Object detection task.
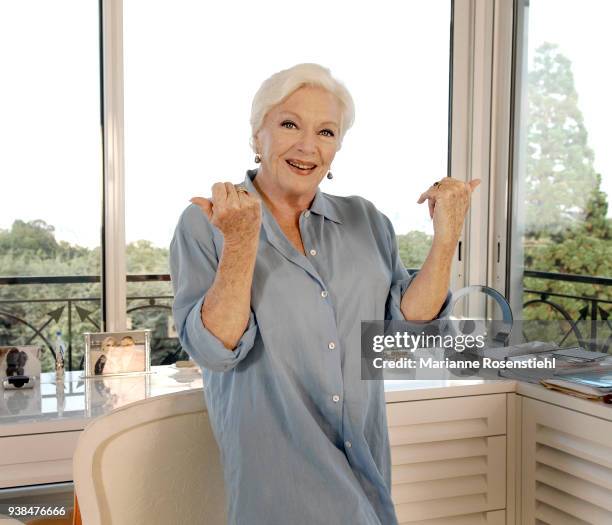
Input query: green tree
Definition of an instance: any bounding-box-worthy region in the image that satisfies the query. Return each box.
[126,240,169,274]
[523,43,611,325]
[0,220,60,259]
[397,231,433,269]
[581,173,611,240]
[525,42,599,238]
[0,219,183,371]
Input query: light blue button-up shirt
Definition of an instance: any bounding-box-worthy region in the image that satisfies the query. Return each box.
[170,169,449,525]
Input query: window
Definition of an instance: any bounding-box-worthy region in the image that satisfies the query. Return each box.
[123,1,452,313]
[511,0,611,346]
[0,1,103,371]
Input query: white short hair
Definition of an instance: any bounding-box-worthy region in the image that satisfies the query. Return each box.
[250,63,355,152]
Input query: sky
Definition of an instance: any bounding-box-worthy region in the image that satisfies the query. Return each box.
[0,0,610,251]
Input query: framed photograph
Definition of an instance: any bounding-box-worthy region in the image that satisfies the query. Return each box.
[84,330,152,378]
[0,345,42,383]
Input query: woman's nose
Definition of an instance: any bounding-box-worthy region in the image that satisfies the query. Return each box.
[295,132,317,153]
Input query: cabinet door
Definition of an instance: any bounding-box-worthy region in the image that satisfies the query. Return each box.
[0,431,81,487]
[522,398,612,524]
[387,395,506,523]
[387,394,506,442]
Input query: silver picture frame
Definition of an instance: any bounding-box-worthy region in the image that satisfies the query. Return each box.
[83,330,152,378]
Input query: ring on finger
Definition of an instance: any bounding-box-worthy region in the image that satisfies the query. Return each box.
[234,184,248,194]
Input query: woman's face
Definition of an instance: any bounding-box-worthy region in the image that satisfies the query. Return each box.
[255,85,342,199]
[102,337,117,351]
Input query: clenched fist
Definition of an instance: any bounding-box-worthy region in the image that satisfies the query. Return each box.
[190,182,262,247]
[417,178,481,245]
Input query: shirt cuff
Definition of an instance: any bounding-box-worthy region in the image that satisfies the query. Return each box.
[185,295,258,372]
[390,281,452,322]
[386,274,416,321]
[433,290,453,320]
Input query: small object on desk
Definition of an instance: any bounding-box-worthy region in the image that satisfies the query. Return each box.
[83,329,152,377]
[55,330,67,380]
[1,345,42,386]
[2,375,36,389]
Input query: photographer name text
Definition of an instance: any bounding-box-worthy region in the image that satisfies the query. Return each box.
[371,356,556,369]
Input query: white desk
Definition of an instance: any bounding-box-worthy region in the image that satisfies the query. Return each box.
[0,365,204,439]
[0,365,204,490]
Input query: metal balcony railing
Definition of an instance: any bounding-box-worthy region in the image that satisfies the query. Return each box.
[1,271,610,370]
[523,270,611,351]
[0,274,181,372]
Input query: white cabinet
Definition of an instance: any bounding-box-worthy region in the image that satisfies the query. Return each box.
[387,394,507,524]
[0,431,80,488]
[521,397,612,524]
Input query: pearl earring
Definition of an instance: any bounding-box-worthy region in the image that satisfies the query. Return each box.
[254,153,261,164]
[326,171,333,179]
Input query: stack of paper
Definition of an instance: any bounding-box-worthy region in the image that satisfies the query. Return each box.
[542,367,612,402]
[496,345,612,384]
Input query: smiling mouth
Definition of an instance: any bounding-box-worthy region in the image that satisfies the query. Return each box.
[286,159,317,172]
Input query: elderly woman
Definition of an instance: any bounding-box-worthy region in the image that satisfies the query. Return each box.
[170,63,479,525]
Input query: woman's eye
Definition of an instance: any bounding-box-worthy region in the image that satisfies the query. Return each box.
[281,120,297,129]
[320,129,335,137]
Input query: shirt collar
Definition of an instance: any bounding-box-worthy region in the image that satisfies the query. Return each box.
[244,169,343,224]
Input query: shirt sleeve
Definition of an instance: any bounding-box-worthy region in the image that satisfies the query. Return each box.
[383,215,452,321]
[169,204,258,372]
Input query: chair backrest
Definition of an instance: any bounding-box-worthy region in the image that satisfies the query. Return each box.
[73,388,227,525]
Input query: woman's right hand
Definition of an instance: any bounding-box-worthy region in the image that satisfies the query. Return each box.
[189,182,261,350]
[190,182,262,247]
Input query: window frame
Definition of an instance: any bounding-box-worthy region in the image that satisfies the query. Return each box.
[100,0,511,324]
[449,0,518,317]
[101,0,127,331]
[505,0,527,317]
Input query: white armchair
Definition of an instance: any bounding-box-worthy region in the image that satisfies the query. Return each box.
[71,387,227,525]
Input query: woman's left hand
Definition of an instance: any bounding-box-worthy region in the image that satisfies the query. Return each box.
[417,178,481,245]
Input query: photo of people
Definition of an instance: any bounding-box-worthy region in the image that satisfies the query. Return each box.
[85,330,150,377]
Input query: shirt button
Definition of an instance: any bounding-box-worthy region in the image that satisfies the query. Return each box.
[345,441,352,449]
[304,210,311,218]
[332,394,340,403]
[328,342,336,350]
[321,291,328,298]
[309,249,317,256]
